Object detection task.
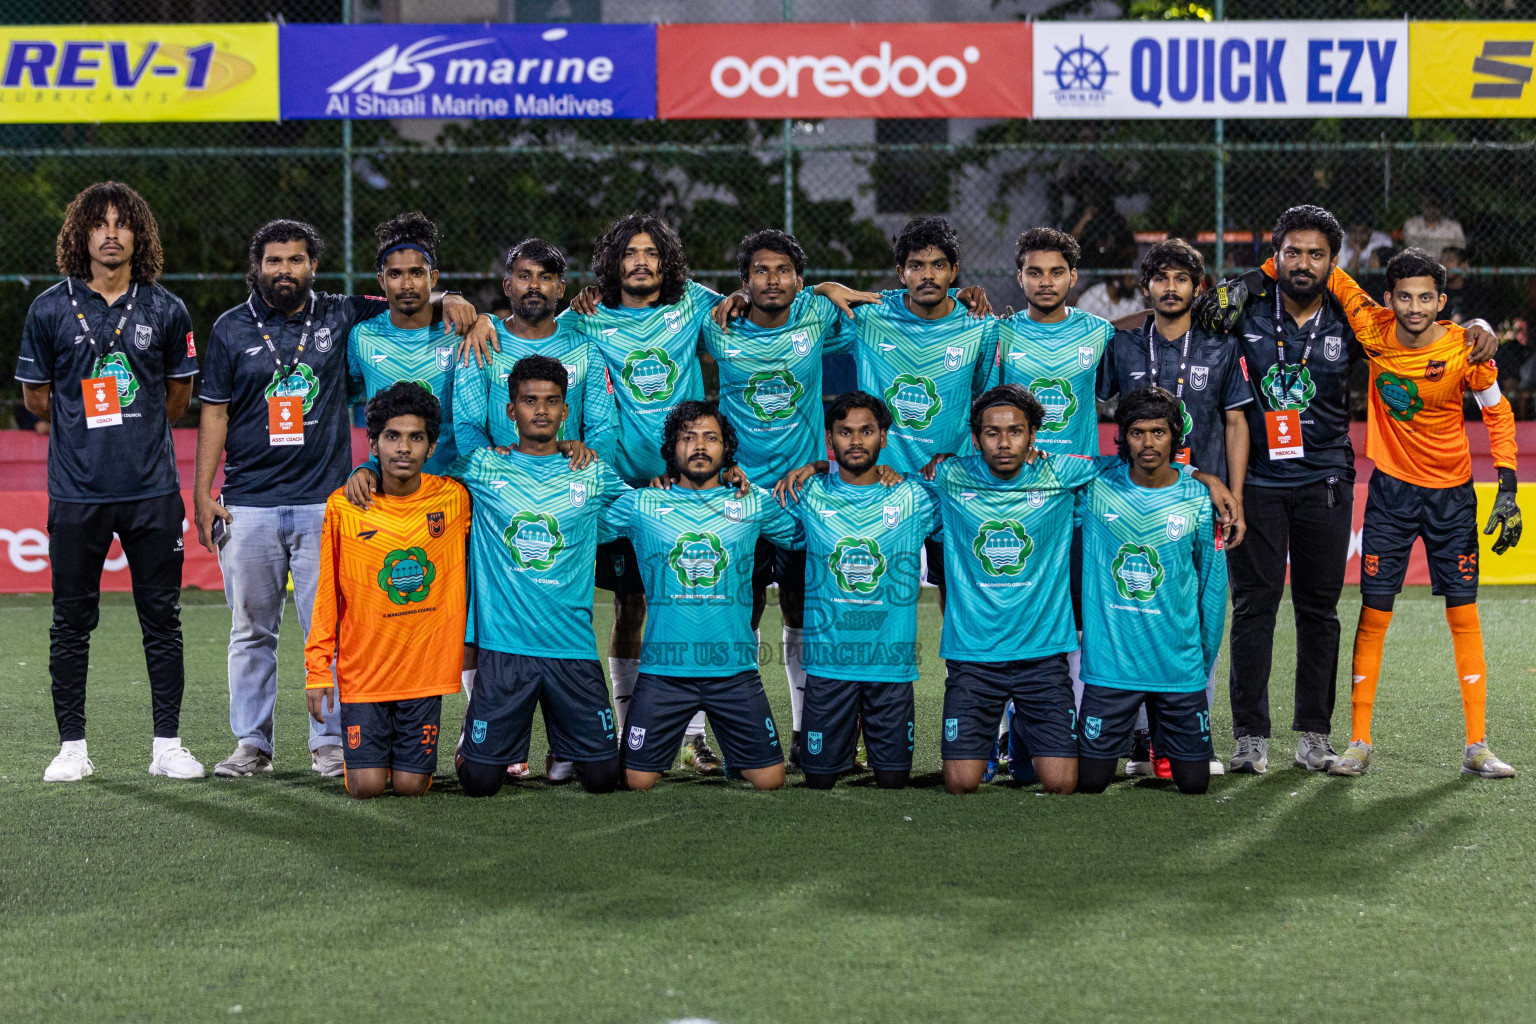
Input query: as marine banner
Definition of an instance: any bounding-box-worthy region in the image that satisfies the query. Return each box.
[1409,22,1536,118]
[0,24,278,122]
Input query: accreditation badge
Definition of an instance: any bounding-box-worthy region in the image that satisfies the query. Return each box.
[82,376,122,429]
[268,395,305,445]
[1264,409,1303,460]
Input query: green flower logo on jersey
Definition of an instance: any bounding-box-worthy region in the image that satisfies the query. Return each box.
[265,363,321,414]
[1259,364,1315,412]
[377,547,435,605]
[1374,371,1424,422]
[669,531,729,588]
[829,536,888,594]
[744,369,805,421]
[884,373,941,429]
[1111,543,1165,602]
[622,347,680,403]
[92,352,139,408]
[502,511,565,571]
[1177,400,1194,441]
[407,378,435,396]
[973,519,1034,576]
[1029,377,1078,432]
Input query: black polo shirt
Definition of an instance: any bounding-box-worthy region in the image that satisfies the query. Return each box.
[1230,281,1361,487]
[1098,319,1253,486]
[200,290,386,507]
[15,278,197,504]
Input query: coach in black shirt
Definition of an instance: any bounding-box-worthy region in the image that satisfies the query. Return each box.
[193,219,476,779]
[15,182,205,783]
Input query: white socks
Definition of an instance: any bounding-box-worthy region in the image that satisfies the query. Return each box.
[61,739,87,756]
[685,711,707,738]
[1067,643,1084,710]
[609,657,638,733]
[783,625,806,731]
[152,736,180,757]
[461,668,477,699]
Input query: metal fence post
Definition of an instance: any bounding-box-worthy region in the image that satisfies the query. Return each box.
[782,0,795,234]
[1213,0,1226,278]
[341,0,355,295]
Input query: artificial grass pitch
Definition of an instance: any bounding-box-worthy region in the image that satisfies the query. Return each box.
[2,587,1536,1024]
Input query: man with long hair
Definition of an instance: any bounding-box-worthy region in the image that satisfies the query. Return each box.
[16,181,204,782]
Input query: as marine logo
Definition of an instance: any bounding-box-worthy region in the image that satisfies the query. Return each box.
[377,547,436,605]
[265,363,321,414]
[669,531,729,587]
[1259,364,1315,412]
[829,536,887,594]
[973,519,1033,576]
[744,369,805,421]
[1375,371,1424,422]
[1111,543,1164,601]
[503,512,565,571]
[92,352,139,408]
[884,373,941,429]
[622,347,680,403]
[1029,377,1078,431]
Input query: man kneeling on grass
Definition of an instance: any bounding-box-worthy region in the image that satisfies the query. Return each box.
[304,382,470,798]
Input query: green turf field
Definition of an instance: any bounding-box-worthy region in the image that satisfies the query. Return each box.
[3,587,1535,1024]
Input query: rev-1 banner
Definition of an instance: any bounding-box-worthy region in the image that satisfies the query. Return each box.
[279,22,655,120]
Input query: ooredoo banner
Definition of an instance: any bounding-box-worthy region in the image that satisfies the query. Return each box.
[656,22,1032,119]
[1033,20,1407,119]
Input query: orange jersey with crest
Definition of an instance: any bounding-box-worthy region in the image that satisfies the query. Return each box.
[1325,266,1516,488]
[304,474,470,702]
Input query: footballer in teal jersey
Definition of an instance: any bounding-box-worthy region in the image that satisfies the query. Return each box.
[346,213,464,474]
[604,401,798,791]
[782,392,941,789]
[453,240,616,461]
[450,355,628,798]
[1076,387,1228,797]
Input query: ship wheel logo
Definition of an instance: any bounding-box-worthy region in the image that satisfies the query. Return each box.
[1047,35,1116,100]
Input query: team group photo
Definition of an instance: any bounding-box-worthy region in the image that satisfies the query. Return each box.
[5,3,1536,1022]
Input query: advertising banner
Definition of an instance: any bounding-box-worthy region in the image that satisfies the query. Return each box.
[0,24,277,122]
[280,23,655,120]
[656,22,1032,119]
[1409,22,1536,118]
[1033,20,1407,119]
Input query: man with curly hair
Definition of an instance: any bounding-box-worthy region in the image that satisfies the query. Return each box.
[16,181,204,783]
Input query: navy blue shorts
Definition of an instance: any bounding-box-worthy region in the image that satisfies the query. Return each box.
[1360,470,1479,598]
[1079,684,1212,762]
[461,650,617,767]
[801,675,915,774]
[624,670,784,773]
[942,656,1077,760]
[341,696,441,774]
[595,538,644,595]
[753,538,807,593]
[923,537,946,589]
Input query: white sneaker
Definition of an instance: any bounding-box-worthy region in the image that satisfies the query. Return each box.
[44,747,95,782]
[545,754,576,783]
[149,744,205,779]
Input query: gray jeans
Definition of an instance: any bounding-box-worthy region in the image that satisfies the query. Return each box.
[219,503,339,756]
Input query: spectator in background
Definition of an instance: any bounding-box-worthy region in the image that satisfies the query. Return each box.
[1337,209,1393,274]
[1402,186,1466,258]
[1075,244,1143,321]
[1440,247,1489,326]
[1064,174,1134,270]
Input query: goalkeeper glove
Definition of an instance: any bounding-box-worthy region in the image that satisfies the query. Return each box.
[1192,268,1266,335]
[1484,468,1522,555]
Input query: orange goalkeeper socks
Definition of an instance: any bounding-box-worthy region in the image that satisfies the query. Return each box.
[1446,603,1488,746]
[1349,606,1393,745]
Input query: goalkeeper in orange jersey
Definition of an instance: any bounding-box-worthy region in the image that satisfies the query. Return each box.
[1300,248,1521,778]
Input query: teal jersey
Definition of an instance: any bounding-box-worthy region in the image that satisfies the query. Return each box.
[849,290,996,475]
[562,279,723,484]
[784,474,940,683]
[1077,461,1227,693]
[603,484,798,677]
[451,318,617,463]
[347,310,461,473]
[449,446,629,661]
[923,452,1110,663]
[702,290,851,488]
[991,307,1114,456]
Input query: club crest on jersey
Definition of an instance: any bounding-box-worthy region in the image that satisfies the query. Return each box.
[347,724,361,749]
[944,718,959,742]
[1112,542,1165,601]
[504,512,565,571]
[313,327,333,353]
[807,732,823,756]
[1189,365,1209,391]
[745,369,805,421]
[1425,359,1446,382]
[1084,716,1102,740]
[791,329,811,357]
[830,536,887,594]
[377,547,436,605]
[944,345,964,371]
[92,352,140,408]
[133,323,152,350]
[723,498,744,523]
[426,511,445,538]
[1028,377,1078,430]
[1166,513,1187,541]
[1323,335,1342,362]
[265,363,320,414]
[884,373,941,429]
[563,363,579,390]
[435,346,454,371]
[1079,345,1095,368]
[622,347,680,403]
[628,726,646,749]
[663,309,683,333]
[883,504,901,529]
[471,719,488,744]
[669,531,729,587]
[569,481,587,507]
[1026,490,1046,509]
[973,519,1034,577]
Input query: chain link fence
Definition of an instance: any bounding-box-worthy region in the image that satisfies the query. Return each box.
[4,0,1535,420]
